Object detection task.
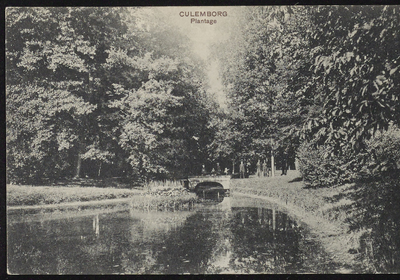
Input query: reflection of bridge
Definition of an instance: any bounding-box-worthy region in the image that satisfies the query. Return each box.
[182,176,230,199]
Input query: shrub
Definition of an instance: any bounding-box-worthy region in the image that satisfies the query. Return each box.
[364,124,400,175]
[298,125,400,188]
[297,139,360,188]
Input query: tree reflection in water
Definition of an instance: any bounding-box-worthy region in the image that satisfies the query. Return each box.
[8,200,348,274]
[225,207,302,273]
[205,206,344,274]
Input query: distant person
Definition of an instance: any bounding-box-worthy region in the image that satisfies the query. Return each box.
[281,153,287,176]
[201,164,207,176]
[239,160,245,178]
[211,168,216,176]
[246,162,251,178]
[262,160,268,177]
[216,163,221,175]
[224,167,229,175]
[256,159,261,177]
[281,162,287,176]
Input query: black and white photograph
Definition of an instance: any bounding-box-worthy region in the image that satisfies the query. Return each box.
[5,6,400,274]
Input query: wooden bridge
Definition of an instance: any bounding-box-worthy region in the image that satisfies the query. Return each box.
[181,175,230,200]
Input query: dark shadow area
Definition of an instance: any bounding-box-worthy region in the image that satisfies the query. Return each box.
[302,183,333,190]
[196,191,226,203]
[323,184,356,204]
[344,170,400,273]
[230,173,249,179]
[297,168,400,273]
[194,182,227,203]
[288,177,303,183]
[194,181,223,192]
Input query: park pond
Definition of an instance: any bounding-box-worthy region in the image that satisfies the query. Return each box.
[7,194,357,274]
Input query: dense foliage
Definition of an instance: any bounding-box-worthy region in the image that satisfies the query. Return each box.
[297,125,400,188]
[6,7,216,184]
[350,170,400,272]
[209,7,313,170]
[6,6,400,182]
[212,6,399,177]
[305,6,400,153]
[297,6,400,187]
[297,140,359,188]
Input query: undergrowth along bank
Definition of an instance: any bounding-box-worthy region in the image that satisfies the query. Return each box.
[7,179,196,207]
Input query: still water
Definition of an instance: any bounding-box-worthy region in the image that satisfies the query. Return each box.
[8,195,349,274]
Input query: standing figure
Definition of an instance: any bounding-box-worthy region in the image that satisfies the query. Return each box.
[262,160,268,177]
[256,159,262,177]
[239,160,245,179]
[216,163,221,175]
[211,168,216,176]
[201,164,207,176]
[224,167,229,175]
[281,150,288,176]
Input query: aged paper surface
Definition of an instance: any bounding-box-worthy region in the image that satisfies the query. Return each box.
[6,6,400,274]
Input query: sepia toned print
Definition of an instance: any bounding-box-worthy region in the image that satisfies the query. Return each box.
[6,6,400,274]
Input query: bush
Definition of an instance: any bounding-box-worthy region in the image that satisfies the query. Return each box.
[297,139,360,188]
[364,125,400,175]
[298,125,400,188]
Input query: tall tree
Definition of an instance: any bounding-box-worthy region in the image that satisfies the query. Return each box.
[6,7,214,183]
[6,7,122,182]
[304,6,400,152]
[212,6,316,169]
[111,9,216,179]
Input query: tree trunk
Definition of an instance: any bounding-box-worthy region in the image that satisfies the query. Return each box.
[98,161,102,177]
[271,153,275,177]
[75,153,82,178]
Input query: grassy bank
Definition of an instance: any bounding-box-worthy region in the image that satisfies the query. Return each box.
[7,180,196,208]
[230,170,366,272]
[232,171,355,224]
[7,184,143,206]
